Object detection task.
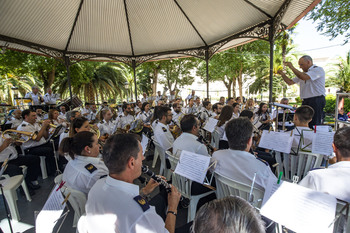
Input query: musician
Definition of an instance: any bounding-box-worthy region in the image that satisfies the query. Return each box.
[215,105,233,140]
[255,102,272,131]
[278,55,326,128]
[235,97,243,110]
[219,96,225,105]
[134,100,142,115]
[87,104,98,122]
[155,91,163,104]
[115,103,135,131]
[199,101,212,123]
[291,106,314,150]
[97,109,116,137]
[299,126,350,202]
[211,103,222,119]
[5,109,22,129]
[48,109,65,126]
[232,103,240,119]
[192,196,265,233]
[60,117,91,147]
[25,85,43,107]
[173,114,210,157]
[168,90,176,103]
[185,98,197,115]
[81,103,91,117]
[244,98,256,112]
[136,102,152,125]
[272,97,294,130]
[17,109,56,175]
[58,105,67,121]
[35,107,44,122]
[171,102,184,126]
[79,133,181,233]
[59,110,81,145]
[185,90,197,105]
[141,92,149,103]
[151,106,162,129]
[59,131,108,195]
[226,97,234,106]
[195,97,202,113]
[43,88,58,106]
[0,137,41,191]
[153,106,174,151]
[213,118,277,191]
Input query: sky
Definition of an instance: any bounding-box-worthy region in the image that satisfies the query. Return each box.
[292,17,350,60]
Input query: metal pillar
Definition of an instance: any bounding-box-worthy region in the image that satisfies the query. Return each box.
[132,59,138,101]
[205,49,209,99]
[64,56,73,103]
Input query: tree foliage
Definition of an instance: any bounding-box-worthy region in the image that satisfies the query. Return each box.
[308,0,350,44]
[326,51,350,92]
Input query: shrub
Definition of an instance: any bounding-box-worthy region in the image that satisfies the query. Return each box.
[324,94,350,114]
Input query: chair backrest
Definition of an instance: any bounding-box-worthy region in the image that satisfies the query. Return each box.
[54,174,63,184]
[153,139,169,179]
[211,130,220,149]
[334,201,350,233]
[274,151,324,182]
[214,172,264,208]
[61,185,87,226]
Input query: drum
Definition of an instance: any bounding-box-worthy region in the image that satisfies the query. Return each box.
[58,96,82,111]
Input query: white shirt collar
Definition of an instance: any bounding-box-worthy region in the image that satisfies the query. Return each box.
[105,176,139,196]
[75,155,101,164]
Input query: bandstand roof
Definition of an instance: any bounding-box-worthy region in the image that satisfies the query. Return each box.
[0,0,320,64]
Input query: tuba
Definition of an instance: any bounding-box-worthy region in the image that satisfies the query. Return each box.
[89,124,100,138]
[2,129,38,143]
[129,119,144,134]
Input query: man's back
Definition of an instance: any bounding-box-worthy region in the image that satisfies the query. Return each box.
[84,176,167,233]
[299,161,350,202]
[173,132,209,157]
[213,149,276,190]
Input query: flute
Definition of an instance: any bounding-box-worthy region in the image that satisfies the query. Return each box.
[141,165,190,208]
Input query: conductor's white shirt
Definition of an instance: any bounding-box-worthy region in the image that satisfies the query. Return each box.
[83,176,168,233]
[213,149,277,190]
[153,122,174,150]
[62,155,108,195]
[173,132,209,157]
[292,64,325,99]
[17,121,47,149]
[299,161,350,202]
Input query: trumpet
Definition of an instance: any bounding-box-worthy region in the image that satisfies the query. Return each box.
[1,129,38,143]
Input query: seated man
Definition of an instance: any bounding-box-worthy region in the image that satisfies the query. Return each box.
[272,97,294,130]
[192,196,265,233]
[213,118,277,191]
[17,109,56,175]
[291,105,314,151]
[299,126,350,202]
[5,109,23,129]
[80,134,181,233]
[153,106,174,151]
[0,137,40,191]
[173,114,210,157]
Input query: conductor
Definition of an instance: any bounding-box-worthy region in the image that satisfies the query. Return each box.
[278,55,325,128]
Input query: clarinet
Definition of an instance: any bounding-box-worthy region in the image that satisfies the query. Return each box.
[141,165,190,208]
[197,134,215,153]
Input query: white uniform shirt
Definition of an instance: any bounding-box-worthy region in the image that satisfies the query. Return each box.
[97,119,116,136]
[0,137,18,162]
[25,92,42,105]
[58,112,67,121]
[292,65,326,99]
[62,156,108,195]
[5,118,23,129]
[213,149,277,190]
[155,95,163,102]
[81,108,90,117]
[211,112,218,118]
[173,132,209,157]
[136,111,152,124]
[299,161,350,202]
[141,97,148,103]
[43,93,58,105]
[115,113,135,130]
[215,122,227,140]
[185,105,197,115]
[87,111,97,122]
[232,112,240,119]
[17,121,47,149]
[199,108,211,122]
[82,176,168,233]
[153,122,174,150]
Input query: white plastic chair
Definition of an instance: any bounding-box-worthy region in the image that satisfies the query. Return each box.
[0,175,32,221]
[166,151,215,222]
[151,136,159,168]
[20,145,48,179]
[214,172,264,209]
[333,200,350,233]
[274,151,324,182]
[153,140,171,180]
[60,184,87,227]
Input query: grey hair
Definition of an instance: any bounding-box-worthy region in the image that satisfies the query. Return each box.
[300,55,313,63]
[191,196,265,233]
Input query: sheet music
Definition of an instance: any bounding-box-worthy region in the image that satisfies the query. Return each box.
[292,129,314,151]
[312,131,335,156]
[174,150,211,184]
[36,184,66,233]
[258,130,294,154]
[314,125,332,132]
[141,134,149,155]
[261,179,337,233]
[203,118,218,133]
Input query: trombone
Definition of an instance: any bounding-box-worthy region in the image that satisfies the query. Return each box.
[1,129,38,143]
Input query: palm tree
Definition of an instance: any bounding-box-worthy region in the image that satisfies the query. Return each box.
[327,51,350,93]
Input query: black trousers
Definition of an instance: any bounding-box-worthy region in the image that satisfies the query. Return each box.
[0,155,40,183]
[25,141,56,175]
[302,95,326,128]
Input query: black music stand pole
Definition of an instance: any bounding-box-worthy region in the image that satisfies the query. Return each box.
[0,183,14,233]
